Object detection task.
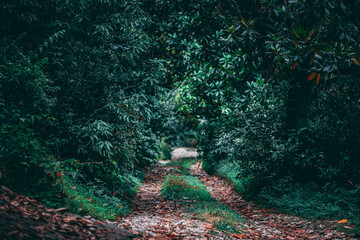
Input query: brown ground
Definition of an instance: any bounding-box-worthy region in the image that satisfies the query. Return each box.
[117,158,230,239]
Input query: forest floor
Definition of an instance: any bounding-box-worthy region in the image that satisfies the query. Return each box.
[0,148,353,239]
[0,185,134,239]
[119,148,350,239]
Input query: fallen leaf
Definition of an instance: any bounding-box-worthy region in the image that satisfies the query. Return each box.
[337,219,348,224]
[204,224,213,229]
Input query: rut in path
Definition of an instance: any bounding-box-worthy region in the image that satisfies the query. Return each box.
[119,148,349,239]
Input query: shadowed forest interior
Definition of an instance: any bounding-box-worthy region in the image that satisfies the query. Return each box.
[0,0,359,239]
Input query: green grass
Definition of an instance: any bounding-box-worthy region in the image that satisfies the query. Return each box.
[161,174,243,233]
[215,160,252,194]
[38,172,144,220]
[189,201,243,233]
[165,157,197,174]
[62,176,135,220]
[161,175,212,201]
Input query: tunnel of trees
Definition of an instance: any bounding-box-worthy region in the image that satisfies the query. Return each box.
[1,0,360,237]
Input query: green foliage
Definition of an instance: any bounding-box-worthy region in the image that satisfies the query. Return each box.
[1,0,359,228]
[0,0,164,217]
[148,0,360,230]
[159,138,172,160]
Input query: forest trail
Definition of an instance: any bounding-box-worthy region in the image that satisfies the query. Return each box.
[118,148,229,239]
[120,148,349,239]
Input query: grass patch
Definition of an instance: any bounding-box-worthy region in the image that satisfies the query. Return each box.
[189,201,243,233]
[161,175,212,201]
[256,181,360,234]
[215,160,252,194]
[161,174,243,233]
[165,157,197,174]
[61,175,138,220]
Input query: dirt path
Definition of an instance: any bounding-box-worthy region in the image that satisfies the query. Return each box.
[118,148,229,239]
[120,148,350,239]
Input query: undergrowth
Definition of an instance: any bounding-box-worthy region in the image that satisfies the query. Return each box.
[159,138,172,160]
[29,172,143,220]
[62,177,133,220]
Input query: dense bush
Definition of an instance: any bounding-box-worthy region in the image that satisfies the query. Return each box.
[197,78,360,226]
[199,78,360,186]
[0,0,165,218]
